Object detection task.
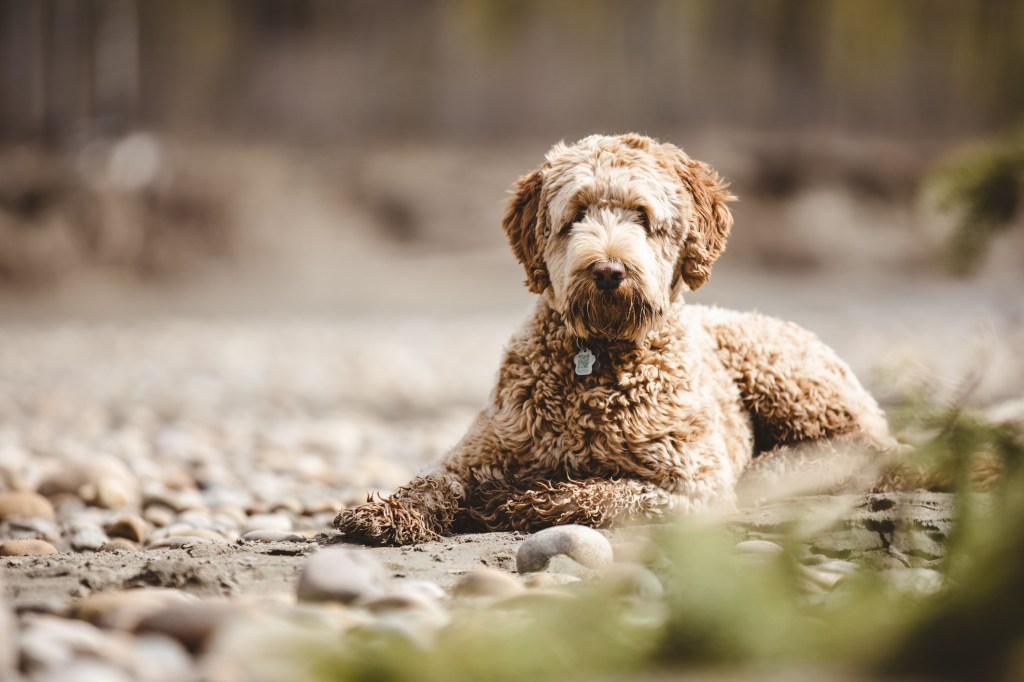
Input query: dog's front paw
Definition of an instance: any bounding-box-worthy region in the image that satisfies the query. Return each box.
[333,500,439,547]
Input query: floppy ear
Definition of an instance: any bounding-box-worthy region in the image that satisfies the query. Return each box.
[660,148,735,291]
[502,170,549,294]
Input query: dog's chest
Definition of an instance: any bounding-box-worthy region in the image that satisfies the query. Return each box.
[495,336,720,476]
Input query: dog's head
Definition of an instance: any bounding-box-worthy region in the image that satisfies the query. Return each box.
[503,133,735,342]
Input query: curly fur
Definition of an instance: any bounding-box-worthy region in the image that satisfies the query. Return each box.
[335,133,899,546]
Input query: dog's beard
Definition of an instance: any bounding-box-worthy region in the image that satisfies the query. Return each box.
[562,277,663,342]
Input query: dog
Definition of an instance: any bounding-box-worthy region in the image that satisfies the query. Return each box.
[334,133,897,546]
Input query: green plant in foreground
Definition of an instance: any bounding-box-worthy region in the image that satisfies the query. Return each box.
[296,402,1024,682]
[929,129,1024,275]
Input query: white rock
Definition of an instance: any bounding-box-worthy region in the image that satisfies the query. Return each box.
[452,568,523,598]
[130,634,198,682]
[69,524,109,552]
[296,548,384,604]
[882,568,945,595]
[516,525,613,574]
[241,530,305,543]
[598,564,664,599]
[735,540,785,555]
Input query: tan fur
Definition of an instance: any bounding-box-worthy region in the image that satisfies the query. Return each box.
[335,134,897,546]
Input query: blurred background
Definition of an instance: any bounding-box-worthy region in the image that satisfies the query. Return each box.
[0,1,1023,492]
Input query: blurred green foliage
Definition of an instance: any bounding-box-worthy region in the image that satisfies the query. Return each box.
[930,130,1024,275]
[288,399,1024,682]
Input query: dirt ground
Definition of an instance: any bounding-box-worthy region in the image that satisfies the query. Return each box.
[1,248,1020,607]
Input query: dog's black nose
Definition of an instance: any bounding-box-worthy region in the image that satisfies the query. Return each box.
[591,261,625,291]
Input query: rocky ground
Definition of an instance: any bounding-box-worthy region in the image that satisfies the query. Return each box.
[0,260,1021,680]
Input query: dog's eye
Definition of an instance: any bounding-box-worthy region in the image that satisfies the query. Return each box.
[562,208,586,234]
[637,209,651,231]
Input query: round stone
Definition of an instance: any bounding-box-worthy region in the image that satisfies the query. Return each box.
[20,615,134,677]
[142,504,175,528]
[7,516,61,544]
[799,565,846,591]
[296,548,384,604]
[598,564,664,599]
[146,536,214,550]
[83,477,138,509]
[516,525,613,574]
[130,634,196,682]
[241,530,305,543]
[522,573,581,589]
[100,539,139,553]
[242,513,293,534]
[882,568,945,595]
[134,602,241,654]
[105,515,151,544]
[735,540,785,555]
[452,568,524,598]
[173,528,231,543]
[0,491,55,522]
[69,525,109,552]
[66,588,195,630]
[0,539,58,556]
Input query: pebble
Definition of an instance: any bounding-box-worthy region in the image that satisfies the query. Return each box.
[242,513,293,534]
[69,525,110,552]
[66,588,196,630]
[146,536,214,550]
[400,580,447,601]
[522,573,581,589]
[130,634,197,682]
[20,614,134,673]
[241,529,305,543]
[143,505,175,528]
[7,516,62,544]
[296,548,384,604]
[0,538,59,556]
[597,564,664,599]
[359,589,449,633]
[100,539,139,552]
[81,476,139,510]
[516,525,613,574]
[105,515,151,544]
[814,559,860,575]
[881,568,945,596]
[269,498,303,515]
[144,488,205,513]
[134,602,241,654]
[735,540,785,555]
[492,589,578,610]
[452,568,524,598]
[799,565,846,591]
[173,528,232,543]
[0,490,56,521]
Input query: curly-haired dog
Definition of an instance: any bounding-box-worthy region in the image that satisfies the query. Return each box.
[335,133,897,546]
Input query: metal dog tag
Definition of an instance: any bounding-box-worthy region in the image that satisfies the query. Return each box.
[574,348,596,376]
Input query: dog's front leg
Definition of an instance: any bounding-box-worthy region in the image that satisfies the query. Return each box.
[463,478,689,533]
[333,468,466,546]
